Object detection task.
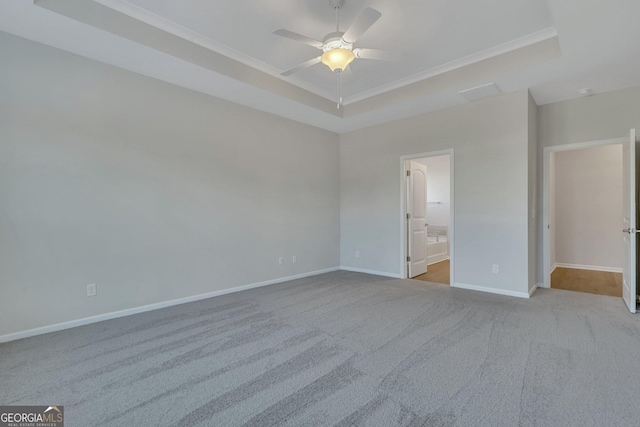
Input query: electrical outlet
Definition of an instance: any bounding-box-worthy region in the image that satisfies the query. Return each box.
[86,283,97,297]
[278,257,284,265]
[492,265,499,274]
[292,255,297,264]
[355,250,360,258]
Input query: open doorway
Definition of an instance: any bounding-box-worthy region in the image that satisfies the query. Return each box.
[543,130,637,313]
[548,143,623,296]
[402,151,453,285]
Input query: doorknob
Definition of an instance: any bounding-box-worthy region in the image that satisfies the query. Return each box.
[425,223,429,227]
[622,228,636,233]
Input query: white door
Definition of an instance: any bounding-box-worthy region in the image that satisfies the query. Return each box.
[622,128,637,313]
[408,161,428,278]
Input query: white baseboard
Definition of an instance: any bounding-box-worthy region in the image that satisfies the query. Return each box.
[339,266,404,279]
[554,263,622,273]
[428,256,450,266]
[536,282,549,289]
[529,284,538,297]
[452,282,531,299]
[550,264,557,274]
[0,267,341,343]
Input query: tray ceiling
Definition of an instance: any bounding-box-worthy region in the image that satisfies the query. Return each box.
[103,0,554,101]
[2,0,640,132]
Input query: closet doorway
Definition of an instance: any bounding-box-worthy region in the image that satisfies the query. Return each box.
[401,150,453,285]
[542,130,637,313]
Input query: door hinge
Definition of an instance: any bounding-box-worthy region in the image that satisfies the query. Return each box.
[406,170,411,176]
[407,213,410,219]
[407,256,411,262]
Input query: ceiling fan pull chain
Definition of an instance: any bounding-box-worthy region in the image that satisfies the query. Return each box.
[337,70,342,109]
[335,4,340,32]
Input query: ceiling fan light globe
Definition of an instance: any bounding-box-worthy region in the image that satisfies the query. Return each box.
[321,48,355,72]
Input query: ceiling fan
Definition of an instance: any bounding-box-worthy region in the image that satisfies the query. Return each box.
[273,0,398,107]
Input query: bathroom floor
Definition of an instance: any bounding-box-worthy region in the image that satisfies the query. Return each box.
[413,260,450,285]
[551,267,622,297]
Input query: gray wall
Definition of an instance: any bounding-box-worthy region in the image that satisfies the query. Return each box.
[536,84,640,283]
[0,33,340,336]
[7,26,640,337]
[538,85,640,147]
[528,91,537,292]
[340,90,532,295]
[554,144,623,269]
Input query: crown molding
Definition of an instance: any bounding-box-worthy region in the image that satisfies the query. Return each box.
[93,0,337,101]
[36,0,341,116]
[343,27,558,105]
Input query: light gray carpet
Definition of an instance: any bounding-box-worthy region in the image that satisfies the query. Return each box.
[1,271,640,426]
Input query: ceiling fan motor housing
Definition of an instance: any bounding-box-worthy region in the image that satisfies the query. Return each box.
[329,0,345,8]
[322,32,353,52]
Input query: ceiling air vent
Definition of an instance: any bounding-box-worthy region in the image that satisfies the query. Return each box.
[458,82,502,103]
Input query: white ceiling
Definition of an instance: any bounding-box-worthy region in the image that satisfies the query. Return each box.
[2,0,640,133]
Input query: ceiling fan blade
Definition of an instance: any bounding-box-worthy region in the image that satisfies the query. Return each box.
[281,56,322,76]
[342,7,382,44]
[273,29,323,48]
[354,48,400,61]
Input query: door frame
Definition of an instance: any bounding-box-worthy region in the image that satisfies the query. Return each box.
[401,149,454,282]
[542,136,627,288]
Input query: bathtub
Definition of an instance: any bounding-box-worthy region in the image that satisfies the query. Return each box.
[427,235,449,265]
